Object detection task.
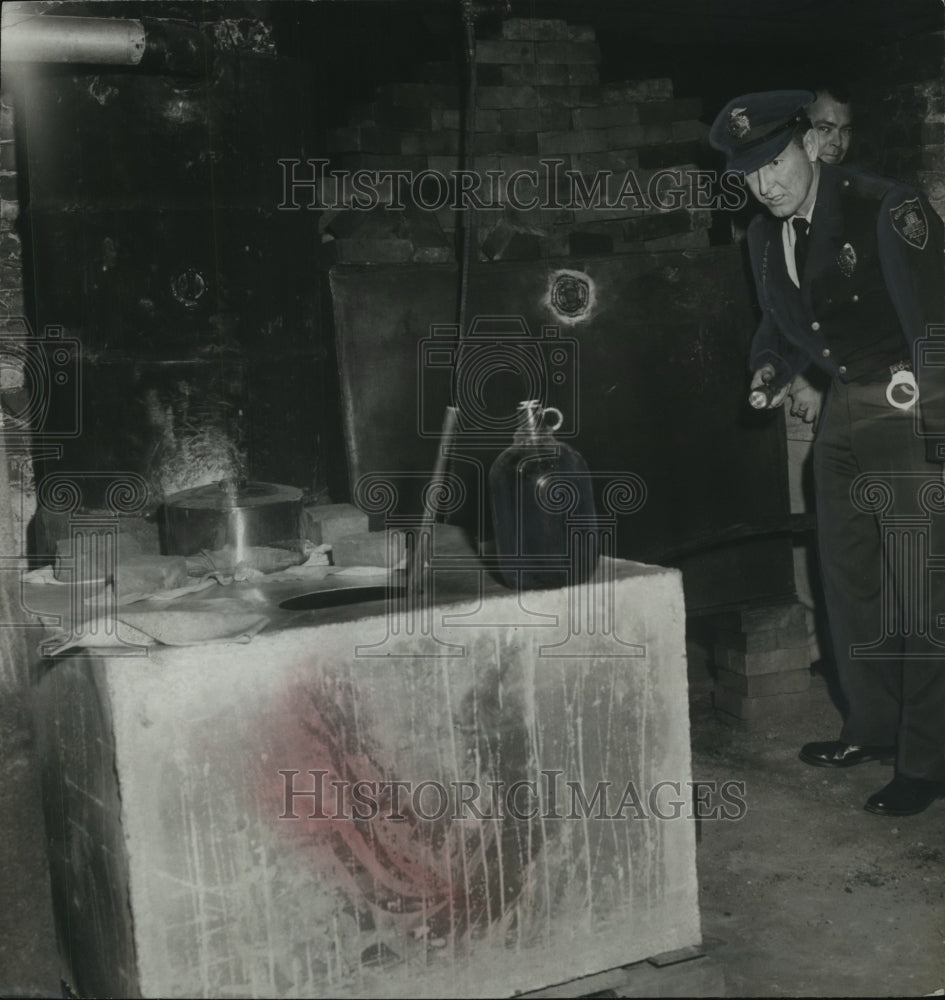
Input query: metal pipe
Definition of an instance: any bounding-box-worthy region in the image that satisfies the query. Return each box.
[0,12,209,74]
[1,14,147,65]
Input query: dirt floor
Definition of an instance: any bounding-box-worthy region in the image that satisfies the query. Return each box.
[0,697,60,1000]
[2,649,943,999]
[689,652,945,998]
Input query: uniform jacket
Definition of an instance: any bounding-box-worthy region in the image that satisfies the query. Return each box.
[747,162,945,460]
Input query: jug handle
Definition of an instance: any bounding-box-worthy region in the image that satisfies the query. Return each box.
[540,406,564,433]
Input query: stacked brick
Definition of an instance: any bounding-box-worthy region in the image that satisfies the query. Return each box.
[710,602,811,723]
[0,84,34,561]
[862,78,945,219]
[0,90,21,317]
[322,17,711,262]
[854,32,945,221]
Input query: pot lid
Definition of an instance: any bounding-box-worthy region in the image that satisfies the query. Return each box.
[164,479,303,510]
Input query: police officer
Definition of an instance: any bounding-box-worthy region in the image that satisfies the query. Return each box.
[807,84,854,166]
[710,90,945,816]
[787,84,854,424]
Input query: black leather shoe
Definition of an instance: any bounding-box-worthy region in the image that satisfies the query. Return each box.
[864,776,945,817]
[799,741,895,768]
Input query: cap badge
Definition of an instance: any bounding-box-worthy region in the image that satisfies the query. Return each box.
[728,107,751,138]
[837,242,857,277]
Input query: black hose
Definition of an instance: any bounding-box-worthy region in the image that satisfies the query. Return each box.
[457,15,477,337]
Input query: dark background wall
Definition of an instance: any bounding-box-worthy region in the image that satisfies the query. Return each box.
[5,0,943,519]
[2,0,942,585]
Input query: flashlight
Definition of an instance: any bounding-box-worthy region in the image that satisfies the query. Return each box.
[749,380,779,410]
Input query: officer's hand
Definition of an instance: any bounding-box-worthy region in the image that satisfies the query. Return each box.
[787,373,822,424]
[750,364,790,409]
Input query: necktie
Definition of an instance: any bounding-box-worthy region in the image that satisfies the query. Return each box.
[792,217,810,281]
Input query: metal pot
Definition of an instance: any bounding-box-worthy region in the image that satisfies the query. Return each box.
[163,480,304,562]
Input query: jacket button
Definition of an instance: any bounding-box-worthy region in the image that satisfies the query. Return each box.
[838,365,848,375]
[822,348,831,357]
[811,321,821,331]
[842,179,850,188]
[852,294,859,302]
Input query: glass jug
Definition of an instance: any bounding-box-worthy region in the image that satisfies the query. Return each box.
[489,400,598,590]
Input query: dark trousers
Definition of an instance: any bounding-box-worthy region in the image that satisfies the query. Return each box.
[813,377,945,781]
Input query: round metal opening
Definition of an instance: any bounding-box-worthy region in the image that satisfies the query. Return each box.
[279,586,404,611]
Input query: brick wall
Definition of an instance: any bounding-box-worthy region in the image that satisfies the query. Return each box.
[321,17,713,262]
[0,92,20,305]
[0,79,33,576]
[854,31,945,219]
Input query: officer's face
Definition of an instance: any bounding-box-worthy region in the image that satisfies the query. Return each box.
[745,133,819,218]
[808,93,853,164]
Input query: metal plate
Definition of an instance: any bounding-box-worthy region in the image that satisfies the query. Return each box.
[329,250,795,612]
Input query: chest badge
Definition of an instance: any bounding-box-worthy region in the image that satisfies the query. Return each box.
[836,242,857,277]
[890,197,928,250]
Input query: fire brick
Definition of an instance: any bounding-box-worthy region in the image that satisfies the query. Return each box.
[605,124,673,147]
[498,64,599,87]
[713,602,807,633]
[0,289,24,312]
[400,131,461,156]
[535,42,601,64]
[715,667,811,697]
[475,40,536,64]
[713,622,809,654]
[434,108,502,132]
[386,106,439,130]
[0,141,16,173]
[472,132,540,156]
[569,148,641,174]
[475,85,540,109]
[0,199,19,226]
[572,104,640,129]
[537,85,603,109]
[713,645,812,677]
[602,79,675,103]
[538,129,614,155]
[500,17,572,40]
[500,106,571,132]
[713,687,811,723]
[0,174,17,202]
